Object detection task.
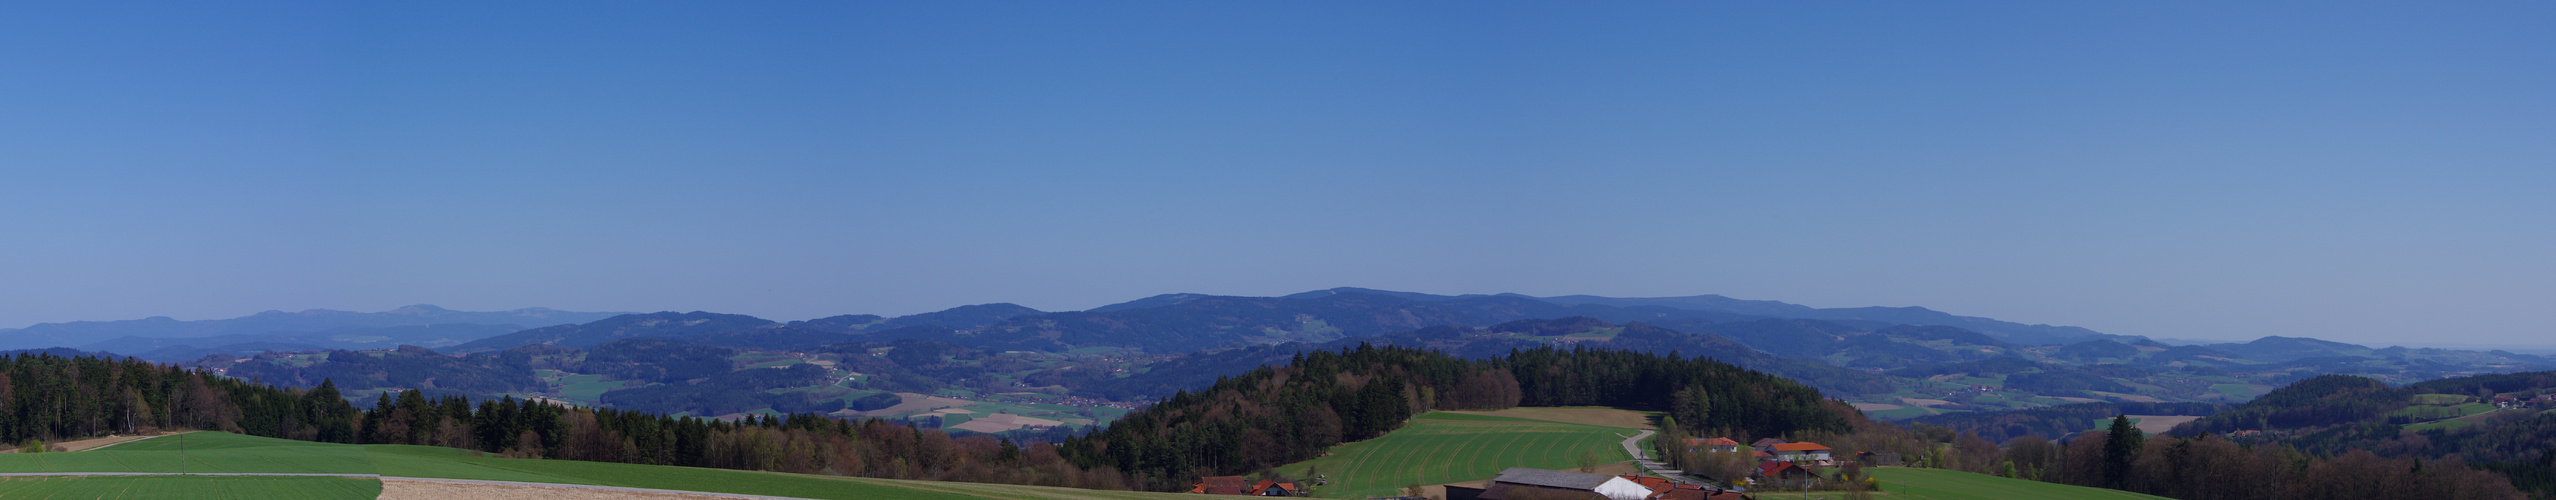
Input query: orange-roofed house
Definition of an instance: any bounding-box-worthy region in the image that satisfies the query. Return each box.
[1192,476,1249,495]
[1246,479,1303,496]
[1768,442,1833,466]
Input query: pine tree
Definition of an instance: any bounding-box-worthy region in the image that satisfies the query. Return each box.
[2102,415,2144,489]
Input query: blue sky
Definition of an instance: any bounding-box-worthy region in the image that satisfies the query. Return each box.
[3,2,2549,346]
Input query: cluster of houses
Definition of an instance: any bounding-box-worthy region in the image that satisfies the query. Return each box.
[2490,393,2554,409]
[1683,437,1899,490]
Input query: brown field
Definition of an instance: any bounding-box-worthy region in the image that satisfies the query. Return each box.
[1438,407,1652,429]
[379,479,759,500]
[1898,397,1954,407]
[1851,403,1904,411]
[834,393,973,418]
[2125,415,2200,434]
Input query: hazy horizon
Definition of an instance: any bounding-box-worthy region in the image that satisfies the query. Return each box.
[5,2,2549,347]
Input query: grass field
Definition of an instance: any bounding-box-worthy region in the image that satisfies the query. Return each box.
[1863,467,2170,500]
[0,475,382,499]
[1274,411,1636,498]
[0,431,1204,500]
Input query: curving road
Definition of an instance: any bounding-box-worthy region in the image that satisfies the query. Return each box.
[1617,429,1705,485]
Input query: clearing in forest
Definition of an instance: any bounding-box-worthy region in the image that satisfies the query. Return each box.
[1274,411,1636,499]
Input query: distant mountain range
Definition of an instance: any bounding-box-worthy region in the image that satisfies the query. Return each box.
[10,288,2542,396]
[0,304,629,354]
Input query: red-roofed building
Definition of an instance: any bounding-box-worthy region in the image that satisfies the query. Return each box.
[1192,477,1300,496]
[1192,476,1249,495]
[1683,437,1744,453]
[1619,475,1678,494]
[1246,479,1302,496]
[1658,491,1750,500]
[1768,442,1833,465]
[1754,461,1817,489]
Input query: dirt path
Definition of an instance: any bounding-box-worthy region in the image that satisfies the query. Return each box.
[0,431,179,454]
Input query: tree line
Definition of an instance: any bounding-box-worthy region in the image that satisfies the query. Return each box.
[0,351,1130,489]
[1755,391,2531,500]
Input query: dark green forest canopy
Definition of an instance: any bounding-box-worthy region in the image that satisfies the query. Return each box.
[1059,344,1848,489]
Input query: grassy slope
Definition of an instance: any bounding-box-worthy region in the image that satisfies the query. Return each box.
[0,432,1198,500]
[1863,467,2170,500]
[1275,411,1637,499]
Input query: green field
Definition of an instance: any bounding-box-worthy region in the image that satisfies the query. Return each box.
[0,432,1198,500]
[2410,393,2471,405]
[1864,406,1940,420]
[0,475,381,499]
[2207,384,2273,399]
[551,374,625,403]
[1864,467,2170,500]
[1274,412,1635,498]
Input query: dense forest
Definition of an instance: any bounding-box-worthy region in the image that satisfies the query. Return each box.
[1059,343,1848,491]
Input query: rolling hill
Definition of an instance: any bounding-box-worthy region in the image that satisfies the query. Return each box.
[0,431,1201,500]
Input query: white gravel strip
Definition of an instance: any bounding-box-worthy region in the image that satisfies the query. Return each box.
[0,472,820,499]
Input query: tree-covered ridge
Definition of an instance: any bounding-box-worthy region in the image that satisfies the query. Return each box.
[1059,344,1847,491]
[2173,374,2411,435]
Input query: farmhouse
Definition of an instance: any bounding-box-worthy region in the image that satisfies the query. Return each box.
[1190,476,1300,496]
[1683,437,1744,453]
[1752,461,1818,489]
[1192,476,1249,495]
[1450,468,1655,500]
[1767,442,1832,465]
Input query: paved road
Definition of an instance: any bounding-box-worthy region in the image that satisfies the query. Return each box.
[1616,429,1706,486]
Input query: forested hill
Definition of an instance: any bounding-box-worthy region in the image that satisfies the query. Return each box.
[2143,370,2556,497]
[1059,344,1848,491]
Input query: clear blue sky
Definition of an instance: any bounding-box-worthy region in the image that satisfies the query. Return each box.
[3,2,2549,346]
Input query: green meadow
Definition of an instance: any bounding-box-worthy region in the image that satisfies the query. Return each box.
[1274,412,1636,499]
[1863,467,2171,500]
[0,432,1201,500]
